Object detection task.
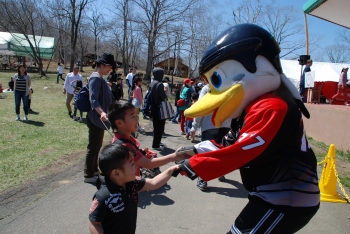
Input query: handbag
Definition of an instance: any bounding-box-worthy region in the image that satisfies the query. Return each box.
[159,100,174,120]
[132,98,141,108]
[177,99,185,106]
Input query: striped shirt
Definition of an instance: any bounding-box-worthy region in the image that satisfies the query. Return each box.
[15,76,27,92]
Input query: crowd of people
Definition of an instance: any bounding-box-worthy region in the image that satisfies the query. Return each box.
[3,51,330,233]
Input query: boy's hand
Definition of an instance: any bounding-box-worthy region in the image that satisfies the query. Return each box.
[166,165,180,174]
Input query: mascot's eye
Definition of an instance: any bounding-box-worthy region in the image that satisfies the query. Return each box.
[211,72,222,89]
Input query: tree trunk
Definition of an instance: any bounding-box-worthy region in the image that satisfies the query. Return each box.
[145,38,155,80]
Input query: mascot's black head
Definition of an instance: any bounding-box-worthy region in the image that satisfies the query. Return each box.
[199,24,282,76]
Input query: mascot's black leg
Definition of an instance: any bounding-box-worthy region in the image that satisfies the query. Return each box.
[229,196,319,234]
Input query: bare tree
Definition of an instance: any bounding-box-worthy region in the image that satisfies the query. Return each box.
[230,0,307,58]
[110,0,133,76]
[324,44,350,63]
[0,0,53,76]
[232,0,263,25]
[132,0,197,80]
[87,6,107,57]
[49,0,91,72]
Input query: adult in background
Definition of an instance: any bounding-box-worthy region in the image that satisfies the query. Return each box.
[13,65,31,121]
[331,66,349,106]
[56,62,64,84]
[150,67,167,150]
[179,78,193,135]
[63,65,83,118]
[190,79,231,190]
[126,67,136,103]
[107,65,120,101]
[163,76,171,97]
[299,59,312,102]
[84,53,115,183]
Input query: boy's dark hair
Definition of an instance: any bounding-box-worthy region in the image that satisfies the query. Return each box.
[191,92,199,101]
[108,101,135,132]
[99,143,132,177]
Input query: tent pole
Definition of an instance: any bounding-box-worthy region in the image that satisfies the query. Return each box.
[304,12,309,55]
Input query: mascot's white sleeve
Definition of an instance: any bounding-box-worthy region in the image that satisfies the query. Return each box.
[193,140,220,154]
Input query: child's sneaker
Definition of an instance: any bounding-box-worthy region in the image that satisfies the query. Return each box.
[23,115,28,121]
[84,176,98,183]
[138,126,145,133]
[16,115,20,121]
[79,117,83,122]
[196,178,208,191]
[191,138,195,143]
[181,131,186,135]
[73,116,77,121]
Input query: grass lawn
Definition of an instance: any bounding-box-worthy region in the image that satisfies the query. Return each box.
[0,67,104,193]
[0,65,185,193]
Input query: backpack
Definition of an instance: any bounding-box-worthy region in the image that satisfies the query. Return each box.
[75,77,101,112]
[142,82,160,117]
[75,83,91,112]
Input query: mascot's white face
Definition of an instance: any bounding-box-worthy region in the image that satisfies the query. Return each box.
[185,56,281,127]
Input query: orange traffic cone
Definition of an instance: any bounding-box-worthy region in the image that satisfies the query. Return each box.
[319,144,347,203]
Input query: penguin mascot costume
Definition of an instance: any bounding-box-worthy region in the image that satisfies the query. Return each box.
[174,24,320,233]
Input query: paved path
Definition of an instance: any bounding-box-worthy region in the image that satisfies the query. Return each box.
[1,120,349,233]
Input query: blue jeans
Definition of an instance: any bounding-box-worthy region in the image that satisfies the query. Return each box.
[186,120,193,134]
[127,86,131,103]
[171,106,181,122]
[14,91,29,115]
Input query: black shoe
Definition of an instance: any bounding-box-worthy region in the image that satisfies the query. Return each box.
[152,168,162,176]
[218,176,226,182]
[68,112,72,118]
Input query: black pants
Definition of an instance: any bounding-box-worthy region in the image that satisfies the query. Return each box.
[228,196,319,234]
[152,114,165,148]
[56,73,64,83]
[84,115,104,178]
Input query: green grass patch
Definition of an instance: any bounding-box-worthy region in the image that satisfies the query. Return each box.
[0,68,113,193]
[308,137,350,190]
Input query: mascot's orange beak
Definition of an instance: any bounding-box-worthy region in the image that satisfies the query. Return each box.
[184,84,244,128]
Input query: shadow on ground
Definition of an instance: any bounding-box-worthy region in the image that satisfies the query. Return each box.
[138,184,174,209]
[21,120,45,127]
[204,179,248,198]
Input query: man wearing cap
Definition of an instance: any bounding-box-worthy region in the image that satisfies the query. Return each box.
[163,76,171,97]
[126,67,136,103]
[63,65,83,118]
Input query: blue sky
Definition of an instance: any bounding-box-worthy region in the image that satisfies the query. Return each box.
[215,0,348,60]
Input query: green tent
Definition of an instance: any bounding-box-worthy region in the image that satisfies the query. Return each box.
[0,32,55,59]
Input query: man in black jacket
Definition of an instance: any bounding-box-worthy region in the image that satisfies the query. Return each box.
[150,68,167,150]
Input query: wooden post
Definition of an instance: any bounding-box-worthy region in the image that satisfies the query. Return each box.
[304,12,309,55]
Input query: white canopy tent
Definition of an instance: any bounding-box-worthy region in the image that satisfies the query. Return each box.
[281,60,350,88]
[303,0,350,29]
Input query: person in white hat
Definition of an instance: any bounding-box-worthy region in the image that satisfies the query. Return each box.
[331,66,349,105]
